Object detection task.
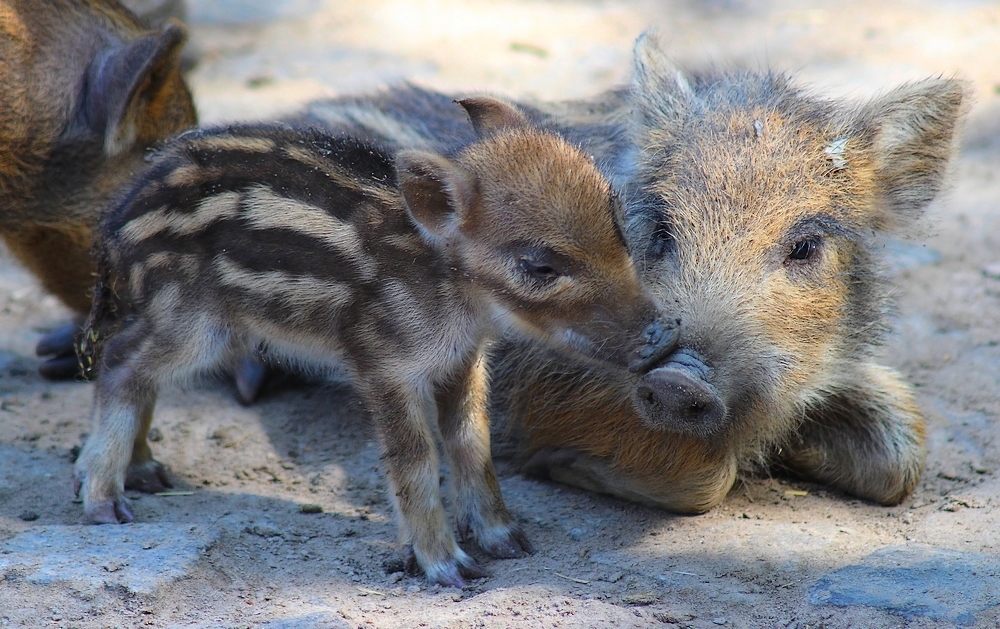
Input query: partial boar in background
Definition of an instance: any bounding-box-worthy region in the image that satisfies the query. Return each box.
[290,32,965,513]
[0,0,196,377]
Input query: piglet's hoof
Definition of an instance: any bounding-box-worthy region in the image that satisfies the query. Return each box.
[402,545,488,588]
[458,519,534,558]
[125,460,172,493]
[234,356,270,406]
[482,527,533,559]
[85,497,135,524]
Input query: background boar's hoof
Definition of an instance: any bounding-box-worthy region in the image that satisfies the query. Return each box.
[521,447,581,481]
[36,323,83,381]
[124,460,172,493]
[632,351,726,437]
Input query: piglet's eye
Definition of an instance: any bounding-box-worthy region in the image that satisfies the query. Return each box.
[788,238,819,261]
[515,246,571,282]
[519,258,561,280]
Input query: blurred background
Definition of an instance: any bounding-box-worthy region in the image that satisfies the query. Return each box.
[124,0,1000,131]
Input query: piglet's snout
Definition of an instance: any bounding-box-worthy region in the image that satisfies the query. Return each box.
[631,350,728,437]
[628,317,681,374]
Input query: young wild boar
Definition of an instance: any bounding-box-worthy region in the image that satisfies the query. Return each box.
[73,97,679,587]
[0,0,196,377]
[289,32,965,513]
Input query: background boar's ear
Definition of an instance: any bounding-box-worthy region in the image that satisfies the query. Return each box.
[85,19,193,157]
[456,97,530,138]
[396,150,474,241]
[629,29,694,126]
[845,78,967,230]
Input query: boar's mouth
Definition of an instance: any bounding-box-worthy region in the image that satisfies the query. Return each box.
[630,349,728,438]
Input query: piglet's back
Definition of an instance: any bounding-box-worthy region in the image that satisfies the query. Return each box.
[100,125,420,309]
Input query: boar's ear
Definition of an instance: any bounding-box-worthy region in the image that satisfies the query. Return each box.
[396,150,474,241]
[629,29,694,126]
[456,97,530,138]
[838,78,967,230]
[85,19,195,157]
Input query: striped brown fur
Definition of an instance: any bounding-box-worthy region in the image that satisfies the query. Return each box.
[74,97,678,587]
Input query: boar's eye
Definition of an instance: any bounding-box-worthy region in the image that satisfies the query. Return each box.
[788,238,820,261]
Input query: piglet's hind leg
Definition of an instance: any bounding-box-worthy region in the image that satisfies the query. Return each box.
[75,373,158,524]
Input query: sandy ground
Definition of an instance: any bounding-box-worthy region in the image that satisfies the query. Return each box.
[2,0,1000,627]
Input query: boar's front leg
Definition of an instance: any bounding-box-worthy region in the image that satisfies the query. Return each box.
[778,362,926,505]
[363,376,486,588]
[522,441,738,515]
[436,349,532,560]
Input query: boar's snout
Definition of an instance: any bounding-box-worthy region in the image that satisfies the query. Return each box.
[628,318,681,374]
[631,350,727,437]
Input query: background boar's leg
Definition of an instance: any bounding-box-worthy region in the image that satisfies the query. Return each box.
[777,362,926,505]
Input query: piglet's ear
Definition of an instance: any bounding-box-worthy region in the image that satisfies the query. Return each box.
[396,150,474,241]
[85,19,194,157]
[839,78,966,230]
[456,97,530,138]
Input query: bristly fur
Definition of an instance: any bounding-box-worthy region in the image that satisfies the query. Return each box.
[289,31,966,513]
[73,99,677,587]
[76,246,111,380]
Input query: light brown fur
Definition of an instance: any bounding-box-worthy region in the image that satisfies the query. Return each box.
[272,36,966,513]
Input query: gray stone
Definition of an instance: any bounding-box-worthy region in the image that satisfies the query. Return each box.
[0,523,213,594]
[260,612,350,628]
[810,543,1000,625]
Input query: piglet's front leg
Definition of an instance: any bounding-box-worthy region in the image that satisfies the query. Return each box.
[364,378,486,588]
[437,351,532,559]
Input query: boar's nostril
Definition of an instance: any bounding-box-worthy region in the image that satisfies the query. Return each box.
[630,367,727,437]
